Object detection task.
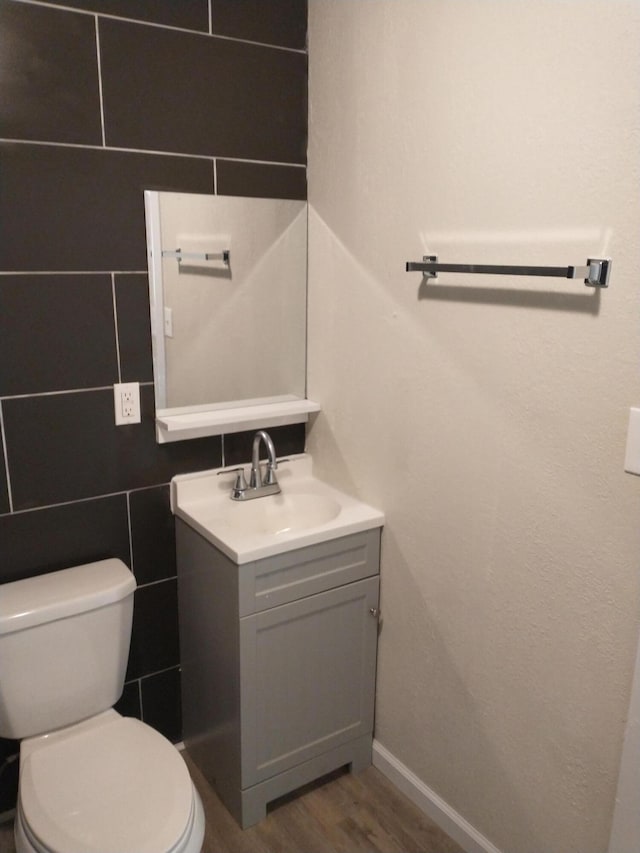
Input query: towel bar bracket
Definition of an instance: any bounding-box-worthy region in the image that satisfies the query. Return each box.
[416,256,438,280]
[162,248,231,266]
[584,258,611,288]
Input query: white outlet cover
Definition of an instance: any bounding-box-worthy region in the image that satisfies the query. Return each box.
[114,382,141,426]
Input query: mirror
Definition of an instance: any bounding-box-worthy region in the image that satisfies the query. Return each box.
[145,191,315,442]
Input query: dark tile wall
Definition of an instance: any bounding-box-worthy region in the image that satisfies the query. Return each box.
[0,0,307,809]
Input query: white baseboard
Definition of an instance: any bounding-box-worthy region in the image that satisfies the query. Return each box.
[372,740,502,853]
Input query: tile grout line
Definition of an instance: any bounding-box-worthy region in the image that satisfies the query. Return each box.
[1,382,153,402]
[0,402,14,513]
[0,270,148,276]
[0,137,307,169]
[111,273,122,383]
[0,481,174,519]
[125,491,134,575]
[126,662,180,688]
[139,663,181,682]
[137,678,144,721]
[0,490,130,518]
[94,15,107,147]
[12,0,307,54]
[136,575,177,590]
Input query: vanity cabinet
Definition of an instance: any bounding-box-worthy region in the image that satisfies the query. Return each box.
[175,518,381,828]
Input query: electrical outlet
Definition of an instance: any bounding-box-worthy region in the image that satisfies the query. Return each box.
[114,382,141,425]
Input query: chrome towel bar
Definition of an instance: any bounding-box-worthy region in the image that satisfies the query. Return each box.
[162,248,230,265]
[406,256,611,288]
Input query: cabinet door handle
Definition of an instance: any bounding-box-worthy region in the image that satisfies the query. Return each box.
[369,607,379,617]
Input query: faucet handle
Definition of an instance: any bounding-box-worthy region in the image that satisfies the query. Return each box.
[262,458,290,486]
[232,469,248,495]
[262,465,278,486]
[217,466,248,493]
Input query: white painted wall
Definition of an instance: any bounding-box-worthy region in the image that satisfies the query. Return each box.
[307,3,640,851]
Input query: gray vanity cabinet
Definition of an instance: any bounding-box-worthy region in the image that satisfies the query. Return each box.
[175,518,381,829]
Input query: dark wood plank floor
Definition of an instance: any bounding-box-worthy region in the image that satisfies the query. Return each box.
[0,754,463,853]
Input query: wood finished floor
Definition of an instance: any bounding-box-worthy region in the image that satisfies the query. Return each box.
[0,754,464,853]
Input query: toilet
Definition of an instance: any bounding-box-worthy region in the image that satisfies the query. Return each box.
[0,559,205,853]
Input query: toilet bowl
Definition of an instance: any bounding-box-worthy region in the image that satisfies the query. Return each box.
[14,711,204,853]
[0,559,205,853]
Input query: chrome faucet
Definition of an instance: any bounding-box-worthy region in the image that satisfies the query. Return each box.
[250,430,278,489]
[218,430,284,501]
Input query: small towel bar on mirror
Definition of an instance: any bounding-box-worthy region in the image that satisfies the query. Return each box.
[162,248,231,266]
[406,256,611,288]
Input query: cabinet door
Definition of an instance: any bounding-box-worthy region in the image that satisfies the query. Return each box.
[240,576,379,787]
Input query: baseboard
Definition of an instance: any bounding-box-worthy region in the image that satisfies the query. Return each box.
[372,740,502,853]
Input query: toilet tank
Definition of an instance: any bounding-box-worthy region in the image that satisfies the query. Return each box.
[0,559,137,739]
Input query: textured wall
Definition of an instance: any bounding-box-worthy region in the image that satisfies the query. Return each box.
[0,0,307,812]
[307,2,640,851]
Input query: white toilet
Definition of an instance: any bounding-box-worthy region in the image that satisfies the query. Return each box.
[0,559,205,853]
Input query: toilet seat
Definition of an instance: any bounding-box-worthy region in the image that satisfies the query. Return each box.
[19,713,200,853]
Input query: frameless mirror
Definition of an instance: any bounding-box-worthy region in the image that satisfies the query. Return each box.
[145,191,314,442]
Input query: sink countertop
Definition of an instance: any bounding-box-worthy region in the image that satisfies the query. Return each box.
[171,454,384,564]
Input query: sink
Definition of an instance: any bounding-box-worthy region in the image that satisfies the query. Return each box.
[171,454,384,563]
[221,491,341,536]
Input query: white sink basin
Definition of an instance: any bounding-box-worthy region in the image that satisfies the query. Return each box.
[171,454,384,563]
[221,491,341,536]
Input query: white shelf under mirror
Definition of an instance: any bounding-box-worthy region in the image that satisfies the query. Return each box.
[155,396,320,443]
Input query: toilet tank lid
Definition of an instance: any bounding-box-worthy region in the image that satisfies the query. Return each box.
[0,559,136,636]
